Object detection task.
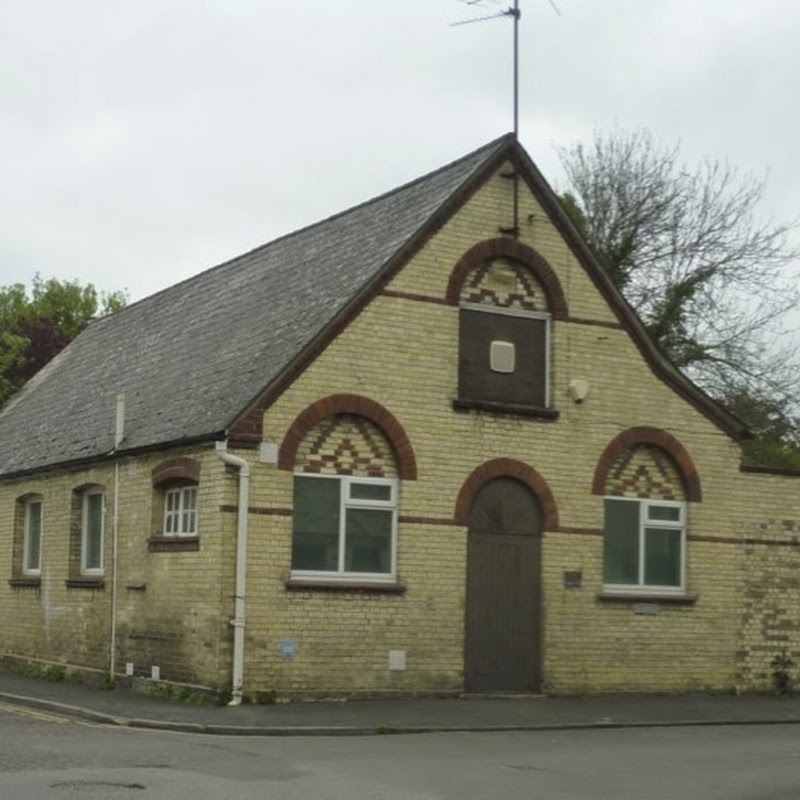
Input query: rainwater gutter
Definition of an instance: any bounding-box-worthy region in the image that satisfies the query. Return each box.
[215,441,250,706]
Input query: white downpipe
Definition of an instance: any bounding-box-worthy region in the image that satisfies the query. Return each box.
[110,461,120,683]
[110,393,125,683]
[216,442,250,706]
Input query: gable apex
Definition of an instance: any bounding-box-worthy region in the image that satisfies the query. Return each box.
[0,134,748,479]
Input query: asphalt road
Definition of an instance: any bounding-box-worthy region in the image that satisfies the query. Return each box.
[1,704,800,799]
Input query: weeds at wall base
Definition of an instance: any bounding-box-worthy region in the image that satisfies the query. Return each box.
[771,650,795,695]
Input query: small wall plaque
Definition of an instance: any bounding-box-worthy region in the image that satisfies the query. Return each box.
[280,639,298,660]
[563,570,582,589]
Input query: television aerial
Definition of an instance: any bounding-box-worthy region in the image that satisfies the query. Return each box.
[451,1,561,236]
[451,0,561,140]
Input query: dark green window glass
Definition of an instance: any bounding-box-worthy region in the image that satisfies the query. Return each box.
[25,500,42,572]
[84,492,103,571]
[603,499,640,585]
[292,477,341,571]
[644,528,681,586]
[350,483,392,502]
[648,505,681,522]
[344,508,392,573]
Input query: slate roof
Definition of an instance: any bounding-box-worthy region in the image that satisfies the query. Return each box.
[0,134,518,478]
[0,134,750,480]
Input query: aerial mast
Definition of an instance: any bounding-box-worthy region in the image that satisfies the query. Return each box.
[453,1,523,235]
[452,1,559,236]
[452,1,522,140]
[511,0,520,140]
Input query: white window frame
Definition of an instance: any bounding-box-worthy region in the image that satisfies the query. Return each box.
[81,488,105,574]
[291,474,398,583]
[163,484,199,537]
[461,302,552,407]
[603,497,687,595]
[23,497,43,575]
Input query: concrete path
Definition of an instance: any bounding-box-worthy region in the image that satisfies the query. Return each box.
[2,668,800,736]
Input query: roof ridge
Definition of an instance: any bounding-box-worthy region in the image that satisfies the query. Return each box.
[117,133,516,315]
[0,133,520,476]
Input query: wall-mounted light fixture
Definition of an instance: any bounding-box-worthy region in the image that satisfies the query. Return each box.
[569,378,590,404]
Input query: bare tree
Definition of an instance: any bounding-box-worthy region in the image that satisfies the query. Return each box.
[557,128,800,401]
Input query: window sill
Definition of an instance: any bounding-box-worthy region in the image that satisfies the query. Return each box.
[452,398,559,419]
[148,536,200,552]
[8,576,41,588]
[285,578,406,594]
[65,576,105,590]
[597,592,697,605]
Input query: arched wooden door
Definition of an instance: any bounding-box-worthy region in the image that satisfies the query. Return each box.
[464,476,543,692]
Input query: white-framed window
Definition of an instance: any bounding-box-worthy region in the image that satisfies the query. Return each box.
[603,497,686,593]
[81,489,104,573]
[23,497,43,575]
[291,474,397,580]
[163,484,198,536]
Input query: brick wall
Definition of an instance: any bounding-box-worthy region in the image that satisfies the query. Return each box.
[2,160,798,698]
[0,445,236,690]
[247,162,800,696]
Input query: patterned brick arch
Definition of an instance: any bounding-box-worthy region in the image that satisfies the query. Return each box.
[591,427,702,502]
[445,238,568,320]
[454,458,559,530]
[278,394,417,480]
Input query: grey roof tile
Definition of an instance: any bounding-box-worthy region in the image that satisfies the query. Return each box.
[0,135,514,477]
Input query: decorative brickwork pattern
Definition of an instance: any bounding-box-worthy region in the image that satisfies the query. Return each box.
[737,517,800,689]
[460,257,546,311]
[446,238,568,319]
[296,414,398,477]
[278,394,417,479]
[604,444,686,501]
[592,427,702,502]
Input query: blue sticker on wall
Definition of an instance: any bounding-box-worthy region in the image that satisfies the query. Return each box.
[280,639,298,660]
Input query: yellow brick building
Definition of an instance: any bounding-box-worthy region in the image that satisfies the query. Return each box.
[1,135,798,700]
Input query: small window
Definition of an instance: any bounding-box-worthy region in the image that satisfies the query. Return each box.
[81,489,104,573]
[23,497,43,575]
[603,498,685,592]
[292,475,397,579]
[163,484,198,536]
[67,485,106,583]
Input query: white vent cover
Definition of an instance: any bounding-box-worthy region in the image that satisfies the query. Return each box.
[490,340,516,373]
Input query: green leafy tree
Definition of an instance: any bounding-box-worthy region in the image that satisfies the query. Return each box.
[0,276,126,407]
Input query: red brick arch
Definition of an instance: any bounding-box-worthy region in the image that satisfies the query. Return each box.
[445,238,569,320]
[277,394,417,480]
[591,426,702,502]
[454,458,559,529]
[152,457,201,487]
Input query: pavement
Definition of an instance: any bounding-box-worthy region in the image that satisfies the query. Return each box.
[2,667,800,736]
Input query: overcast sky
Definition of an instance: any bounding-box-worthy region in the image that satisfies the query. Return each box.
[2,0,798,309]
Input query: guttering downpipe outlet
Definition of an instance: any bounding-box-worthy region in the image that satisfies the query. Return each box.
[216,441,250,706]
